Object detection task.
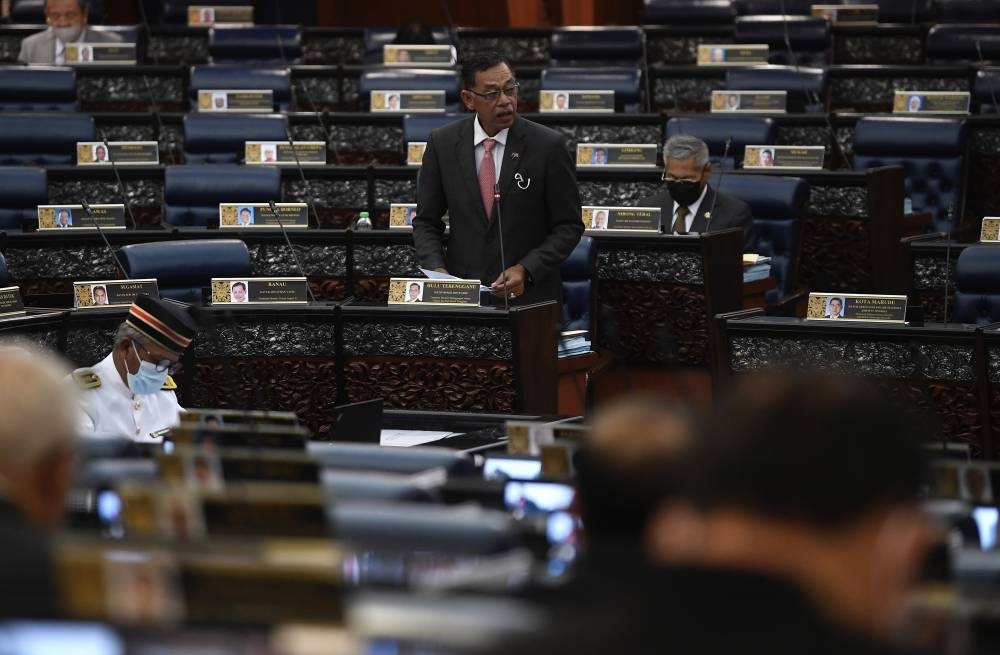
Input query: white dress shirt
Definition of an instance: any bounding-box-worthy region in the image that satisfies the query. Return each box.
[473,116,508,185]
[672,184,710,234]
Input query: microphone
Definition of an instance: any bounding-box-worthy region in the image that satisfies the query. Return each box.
[98,129,138,230]
[640,29,653,113]
[493,182,510,312]
[80,199,130,280]
[705,137,732,232]
[976,41,1000,114]
[942,228,954,324]
[283,125,323,228]
[268,200,318,304]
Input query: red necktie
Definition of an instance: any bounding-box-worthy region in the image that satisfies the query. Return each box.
[479,138,497,220]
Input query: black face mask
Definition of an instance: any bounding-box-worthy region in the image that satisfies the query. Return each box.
[665,179,703,207]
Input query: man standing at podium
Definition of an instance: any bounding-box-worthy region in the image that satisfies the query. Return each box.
[413,51,583,307]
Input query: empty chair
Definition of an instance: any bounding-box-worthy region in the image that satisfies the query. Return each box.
[0,166,47,231]
[852,117,967,233]
[0,113,94,165]
[540,67,643,112]
[0,253,8,287]
[117,239,251,303]
[182,113,288,163]
[734,15,831,66]
[549,27,643,66]
[859,0,932,23]
[666,115,776,169]
[975,68,1000,114]
[925,24,1000,62]
[561,236,596,333]
[402,113,466,144]
[163,164,281,228]
[189,65,291,110]
[641,0,735,24]
[209,26,302,63]
[358,68,462,112]
[734,0,813,14]
[88,25,138,42]
[952,246,1000,324]
[362,26,450,63]
[936,0,1000,22]
[725,65,827,113]
[0,67,77,112]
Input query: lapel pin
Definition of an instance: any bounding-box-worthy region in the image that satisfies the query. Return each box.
[514,172,531,190]
[510,152,520,159]
[704,211,711,218]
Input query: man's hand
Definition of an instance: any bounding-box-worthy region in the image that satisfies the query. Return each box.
[434,267,449,275]
[490,264,527,298]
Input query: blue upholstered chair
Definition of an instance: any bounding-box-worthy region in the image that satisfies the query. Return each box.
[362,27,450,64]
[859,0,932,22]
[852,117,967,233]
[952,246,1000,325]
[734,0,813,14]
[116,239,251,304]
[540,67,643,113]
[641,0,735,24]
[402,114,465,144]
[182,113,288,163]
[163,165,281,227]
[561,236,596,333]
[0,166,47,231]
[189,65,291,111]
[975,68,1000,114]
[734,15,831,66]
[0,114,95,165]
[358,68,462,112]
[926,25,1000,62]
[208,26,302,63]
[0,253,9,288]
[936,0,1000,22]
[549,27,643,66]
[666,115,776,169]
[89,25,138,42]
[725,65,827,113]
[0,67,77,112]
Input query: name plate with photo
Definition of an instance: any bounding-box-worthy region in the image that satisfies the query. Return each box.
[893,91,970,115]
[245,141,326,166]
[507,421,588,456]
[576,143,657,169]
[406,141,426,166]
[383,44,456,66]
[0,286,25,319]
[698,44,769,66]
[582,206,661,232]
[981,217,1000,242]
[77,141,159,166]
[188,5,254,25]
[371,90,446,113]
[388,278,481,307]
[743,145,825,170]
[711,90,787,113]
[38,204,125,231]
[74,279,159,309]
[197,89,273,113]
[539,90,615,113]
[219,203,308,229]
[811,4,878,24]
[65,42,137,65]
[212,278,310,305]
[389,203,417,229]
[805,292,908,323]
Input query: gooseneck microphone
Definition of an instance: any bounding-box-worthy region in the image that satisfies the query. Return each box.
[268,200,318,304]
[81,199,130,280]
[283,126,323,228]
[494,182,510,312]
[98,129,138,230]
[705,137,732,232]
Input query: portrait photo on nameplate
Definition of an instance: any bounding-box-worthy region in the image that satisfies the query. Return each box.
[697,44,769,66]
[197,89,273,113]
[219,203,308,229]
[370,90,446,113]
[711,90,787,113]
[74,279,159,309]
[539,90,615,113]
[187,5,254,26]
[388,278,481,307]
[102,550,185,625]
[383,44,456,66]
[389,203,418,229]
[38,204,126,230]
[245,141,326,166]
[893,91,970,115]
[811,4,878,23]
[406,142,427,166]
[743,145,825,170]
[77,141,159,166]
[576,143,658,169]
[0,286,25,319]
[980,217,1000,242]
[805,292,908,323]
[65,42,137,65]
[211,278,310,305]
[581,206,661,232]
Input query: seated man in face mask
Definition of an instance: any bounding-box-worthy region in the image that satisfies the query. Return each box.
[639,134,754,250]
[71,295,198,442]
[18,0,122,66]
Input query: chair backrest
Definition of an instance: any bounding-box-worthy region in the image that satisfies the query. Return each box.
[725,65,827,112]
[402,113,466,144]
[0,66,77,112]
[734,0,813,14]
[715,174,809,301]
[666,115,775,169]
[734,15,831,66]
[926,24,1000,62]
[89,25,138,42]
[362,27,450,63]
[117,239,251,304]
[182,113,288,163]
[852,117,967,232]
[0,113,95,165]
[0,166,47,231]
[975,68,1000,114]
[208,26,302,63]
[549,27,643,66]
[358,68,462,112]
[540,67,643,112]
[953,246,1000,325]
[641,0,735,24]
[163,164,281,227]
[859,0,932,22]
[0,253,9,288]
[936,0,1000,21]
[560,236,596,333]
[189,65,291,110]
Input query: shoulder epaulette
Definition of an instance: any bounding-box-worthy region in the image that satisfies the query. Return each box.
[161,375,177,391]
[73,369,101,389]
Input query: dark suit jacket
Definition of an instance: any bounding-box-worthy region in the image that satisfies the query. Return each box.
[0,498,59,618]
[639,184,756,251]
[413,115,584,307]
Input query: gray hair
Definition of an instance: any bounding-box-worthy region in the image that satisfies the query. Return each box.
[115,322,148,346]
[663,134,710,168]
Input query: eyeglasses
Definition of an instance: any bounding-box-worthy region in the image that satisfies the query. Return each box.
[46,11,84,21]
[133,341,182,375]
[467,82,520,103]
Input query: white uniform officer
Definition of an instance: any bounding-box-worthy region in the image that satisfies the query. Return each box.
[71,295,198,442]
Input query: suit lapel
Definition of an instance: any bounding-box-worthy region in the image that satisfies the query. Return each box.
[497,117,526,198]
[691,186,715,233]
[455,118,486,222]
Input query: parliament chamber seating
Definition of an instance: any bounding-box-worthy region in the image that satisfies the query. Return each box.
[0,66,77,112]
[852,116,967,233]
[0,253,8,288]
[952,246,1000,325]
[182,113,288,163]
[734,0,813,14]
[10,0,105,23]
[162,164,281,227]
[540,67,643,112]
[116,239,252,303]
[188,65,292,111]
[0,166,46,231]
[549,27,643,66]
[640,0,736,24]
[0,113,94,165]
[89,25,139,42]
[307,442,475,475]
[560,235,597,333]
[725,65,828,113]
[666,115,775,169]
[866,0,933,22]
[975,68,1000,114]
[208,26,303,64]
[734,15,831,66]
[925,24,1000,62]
[358,68,463,112]
[402,113,465,145]
[935,0,1000,21]
[160,0,244,24]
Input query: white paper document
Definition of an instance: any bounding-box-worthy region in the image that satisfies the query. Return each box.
[379,429,454,447]
[420,268,492,293]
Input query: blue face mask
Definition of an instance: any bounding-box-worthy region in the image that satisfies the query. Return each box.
[127,341,169,395]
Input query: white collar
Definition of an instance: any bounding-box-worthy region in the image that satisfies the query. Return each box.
[54,26,87,48]
[673,183,710,217]
[473,115,509,147]
[95,351,133,399]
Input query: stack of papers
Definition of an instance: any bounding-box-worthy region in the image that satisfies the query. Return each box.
[743,263,772,283]
[558,333,592,358]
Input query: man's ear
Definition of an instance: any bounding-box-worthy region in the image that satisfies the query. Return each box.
[460,90,475,112]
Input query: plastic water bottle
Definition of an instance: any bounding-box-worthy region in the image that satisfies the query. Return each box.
[355,210,372,231]
[903,197,913,214]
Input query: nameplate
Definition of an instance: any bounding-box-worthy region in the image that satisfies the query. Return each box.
[743,145,825,170]
[178,408,301,428]
[388,278,480,307]
[220,453,321,485]
[575,143,658,169]
[893,91,970,115]
[507,422,588,456]
[805,292,908,323]
[582,205,661,232]
[711,90,787,113]
[77,141,158,166]
[169,423,308,451]
[197,89,273,113]
[188,5,254,26]
[158,451,225,491]
[980,217,1000,242]
[38,204,125,230]
[698,44,769,66]
[201,493,328,538]
[811,4,878,23]
[383,44,456,66]
[245,141,326,166]
[539,90,615,113]
[101,549,184,623]
[211,278,309,305]
[389,203,417,229]
[0,286,25,319]
[65,42,137,65]
[74,279,159,309]
[219,203,308,229]
[406,141,426,166]
[371,90,445,113]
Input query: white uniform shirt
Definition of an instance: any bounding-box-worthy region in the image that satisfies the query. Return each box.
[72,352,182,442]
